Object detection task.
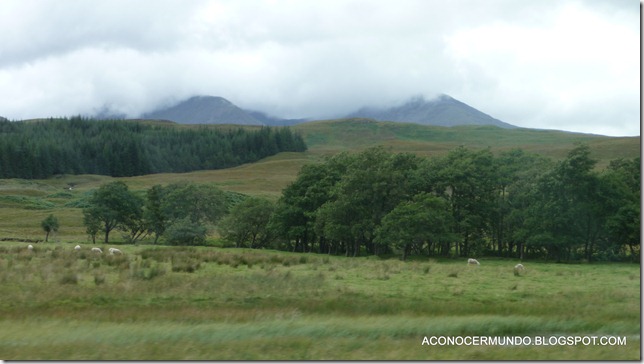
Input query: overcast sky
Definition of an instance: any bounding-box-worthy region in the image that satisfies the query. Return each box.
[0,0,639,136]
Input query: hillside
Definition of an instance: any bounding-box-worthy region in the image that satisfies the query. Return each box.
[294,118,640,165]
[346,94,515,128]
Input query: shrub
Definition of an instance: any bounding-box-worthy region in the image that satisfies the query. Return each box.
[164,218,207,246]
[104,254,128,267]
[94,274,106,285]
[171,257,201,273]
[60,272,79,285]
[131,263,167,280]
[147,265,167,279]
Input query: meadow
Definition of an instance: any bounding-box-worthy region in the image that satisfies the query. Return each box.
[0,243,639,360]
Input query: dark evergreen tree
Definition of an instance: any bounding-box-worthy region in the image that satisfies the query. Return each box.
[0,119,306,179]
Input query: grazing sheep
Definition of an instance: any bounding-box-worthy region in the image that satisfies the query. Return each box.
[514,263,526,276]
[91,247,103,254]
[108,247,122,255]
[467,258,480,265]
[27,244,34,250]
[74,245,81,251]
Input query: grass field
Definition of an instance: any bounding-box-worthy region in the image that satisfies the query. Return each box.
[0,243,639,360]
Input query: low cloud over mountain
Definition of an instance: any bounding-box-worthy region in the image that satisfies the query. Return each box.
[346,94,515,128]
[140,94,516,128]
[142,96,262,125]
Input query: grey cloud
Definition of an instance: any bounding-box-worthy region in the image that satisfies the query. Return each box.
[0,0,203,66]
[0,0,639,136]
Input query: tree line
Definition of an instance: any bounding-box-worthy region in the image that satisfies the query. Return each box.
[0,117,307,178]
[78,144,639,262]
[264,145,639,262]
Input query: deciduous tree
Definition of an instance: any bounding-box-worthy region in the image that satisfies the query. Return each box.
[41,214,59,242]
[82,181,143,244]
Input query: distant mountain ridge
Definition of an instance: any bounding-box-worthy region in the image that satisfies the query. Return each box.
[137,94,516,128]
[140,96,308,126]
[142,96,263,125]
[346,94,515,128]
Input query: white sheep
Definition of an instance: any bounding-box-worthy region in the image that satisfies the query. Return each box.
[74,245,81,251]
[91,247,103,254]
[108,247,122,255]
[27,244,34,250]
[467,258,480,265]
[514,263,526,276]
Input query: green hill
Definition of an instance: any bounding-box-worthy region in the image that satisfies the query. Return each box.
[294,118,640,166]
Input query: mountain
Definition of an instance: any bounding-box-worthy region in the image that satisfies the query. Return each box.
[139,93,514,128]
[142,96,264,125]
[245,110,309,126]
[346,94,516,128]
[141,95,309,126]
[91,105,127,120]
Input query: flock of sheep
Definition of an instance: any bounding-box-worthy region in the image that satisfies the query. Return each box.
[468,258,526,276]
[26,244,122,255]
[25,244,526,274]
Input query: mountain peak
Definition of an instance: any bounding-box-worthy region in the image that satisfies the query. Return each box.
[138,93,513,128]
[186,95,232,105]
[347,94,515,128]
[142,96,263,125]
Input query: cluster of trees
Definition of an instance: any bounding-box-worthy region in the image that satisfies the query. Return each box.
[0,117,307,179]
[82,181,233,245]
[263,145,639,262]
[79,145,639,262]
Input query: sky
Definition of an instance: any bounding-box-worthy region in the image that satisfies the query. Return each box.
[0,0,639,136]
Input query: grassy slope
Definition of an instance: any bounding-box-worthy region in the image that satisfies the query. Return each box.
[0,243,639,360]
[295,118,640,165]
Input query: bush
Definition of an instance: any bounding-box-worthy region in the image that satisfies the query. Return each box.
[171,257,201,273]
[60,272,79,285]
[164,218,207,246]
[94,274,106,285]
[131,262,167,279]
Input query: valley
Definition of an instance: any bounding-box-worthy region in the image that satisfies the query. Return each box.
[0,117,639,360]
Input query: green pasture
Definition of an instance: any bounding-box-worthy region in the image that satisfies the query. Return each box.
[0,243,638,360]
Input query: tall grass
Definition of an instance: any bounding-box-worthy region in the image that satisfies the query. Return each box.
[0,244,638,359]
[0,315,638,360]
